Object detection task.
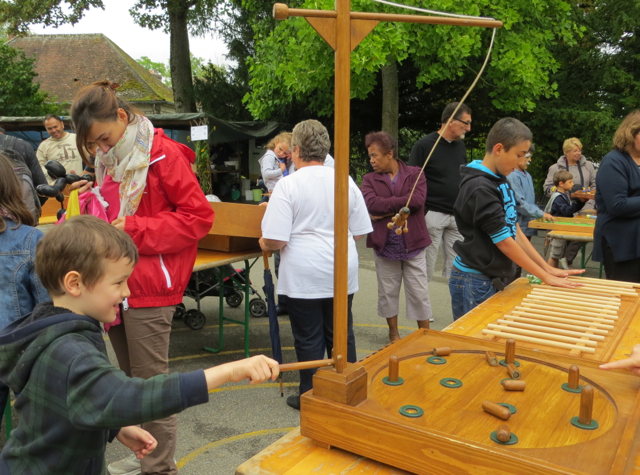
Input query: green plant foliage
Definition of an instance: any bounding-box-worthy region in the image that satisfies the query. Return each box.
[194,140,213,195]
[0,0,104,33]
[244,0,582,120]
[137,56,172,85]
[0,44,60,116]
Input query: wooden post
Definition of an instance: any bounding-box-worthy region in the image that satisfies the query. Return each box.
[332,0,351,375]
[497,424,511,443]
[505,338,516,365]
[389,355,399,382]
[579,385,594,425]
[482,400,511,420]
[568,365,580,390]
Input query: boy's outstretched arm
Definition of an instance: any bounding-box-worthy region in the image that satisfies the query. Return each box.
[496,231,583,289]
[600,344,640,375]
[204,355,280,390]
[116,426,157,459]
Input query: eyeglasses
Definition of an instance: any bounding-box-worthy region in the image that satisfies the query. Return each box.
[453,118,472,127]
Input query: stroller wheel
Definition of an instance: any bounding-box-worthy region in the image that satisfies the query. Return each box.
[226,291,244,308]
[250,298,267,318]
[174,303,186,320]
[184,309,206,330]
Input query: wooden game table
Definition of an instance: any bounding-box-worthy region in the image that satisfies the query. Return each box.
[237,279,640,475]
[194,248,263,358]
[528,216,596,235]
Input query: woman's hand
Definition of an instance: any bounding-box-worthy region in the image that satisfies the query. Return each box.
[70,179,93,194]
[111,217,126,231]
[116,426,157,459]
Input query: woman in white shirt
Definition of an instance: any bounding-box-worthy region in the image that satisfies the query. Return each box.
[259,120,372,410]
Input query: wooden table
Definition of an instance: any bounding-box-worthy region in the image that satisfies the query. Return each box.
[237,279,640,475]
[528,216,595,235]
[193,248,263,358]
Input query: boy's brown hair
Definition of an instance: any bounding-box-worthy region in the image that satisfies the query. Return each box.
[35,215,139,297]
[553,170,574,187]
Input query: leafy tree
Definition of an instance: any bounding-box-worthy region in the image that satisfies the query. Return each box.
[244,0,583,138]
[0,43,59,116]
[137,53,206,86]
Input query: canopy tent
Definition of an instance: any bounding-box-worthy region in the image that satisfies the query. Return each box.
[0,113,288,149]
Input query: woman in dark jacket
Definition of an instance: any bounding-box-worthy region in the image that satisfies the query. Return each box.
[361,131,432,342]
[594,111,640,282]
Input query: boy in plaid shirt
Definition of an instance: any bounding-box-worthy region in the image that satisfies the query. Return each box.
[0,216,279,474]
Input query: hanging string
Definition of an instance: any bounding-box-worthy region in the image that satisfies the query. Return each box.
[401,27,498,210]
[370,0,496,21]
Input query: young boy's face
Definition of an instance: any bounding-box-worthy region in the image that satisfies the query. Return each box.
[79,258,134,323]
[496,140,531,176]
[559,179,574,192]
[516,153,531,171]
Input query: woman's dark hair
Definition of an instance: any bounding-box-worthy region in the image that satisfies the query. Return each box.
[365,131,398,159]
[0,153,35,233]
[70,80,143,166]
[612,110,640,153]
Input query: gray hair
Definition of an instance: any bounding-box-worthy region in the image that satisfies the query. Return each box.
[441,102,472,124]
[291,120,330,163]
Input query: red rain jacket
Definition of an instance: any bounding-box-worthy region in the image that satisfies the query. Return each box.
[115,128,213,308]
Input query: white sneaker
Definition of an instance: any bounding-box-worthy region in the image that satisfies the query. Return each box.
[107,454,141,475]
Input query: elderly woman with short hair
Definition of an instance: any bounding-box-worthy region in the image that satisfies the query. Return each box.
[360,131,432,341]
[259,120,372,410]
[594,111,640,282]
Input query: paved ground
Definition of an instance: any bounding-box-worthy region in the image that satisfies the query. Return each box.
[1,233,602,474]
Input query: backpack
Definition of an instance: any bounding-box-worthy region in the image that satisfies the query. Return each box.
[0,135,41,225]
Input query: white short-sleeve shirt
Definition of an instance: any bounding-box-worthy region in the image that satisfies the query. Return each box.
[261,165,372,299]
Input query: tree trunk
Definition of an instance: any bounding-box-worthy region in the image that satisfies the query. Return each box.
[381,55,398,140]
[168,1,196,113]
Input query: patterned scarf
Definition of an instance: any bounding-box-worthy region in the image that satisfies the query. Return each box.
[95,115,154,217]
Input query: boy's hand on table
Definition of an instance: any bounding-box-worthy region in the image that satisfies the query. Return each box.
[600,344,640,375]
[546,267,585,278]
[117,426,157,459]
[542,213,556,222]
[541,273,584,289]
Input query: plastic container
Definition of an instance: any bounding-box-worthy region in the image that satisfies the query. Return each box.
[245,190,254,201]
[252,189,262,201]
[224,160,239,170]
[241,178,251,190]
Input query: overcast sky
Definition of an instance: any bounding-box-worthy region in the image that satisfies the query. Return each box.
[30,0,230,67]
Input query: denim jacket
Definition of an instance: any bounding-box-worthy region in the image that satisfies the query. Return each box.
[0,218,49,329]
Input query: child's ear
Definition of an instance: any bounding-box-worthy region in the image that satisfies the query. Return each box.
[492,143,504,155]
[63,271,83,297]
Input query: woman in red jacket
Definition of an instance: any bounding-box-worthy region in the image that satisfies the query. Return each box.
[70,81,214,475]
[360,131,433,342]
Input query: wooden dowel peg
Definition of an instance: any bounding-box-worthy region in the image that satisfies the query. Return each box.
[485,351,498,366]
[481,330,597,354]
[433,347,451,356]
[579,385,594,425]
[568,365,580,390]
[497,424,511,443]
[502,380,526,391]
[505,338,516,365]
[507,363,520,379]
[279,358,335,372]
[389,355,399,382]
[482,400,511,420]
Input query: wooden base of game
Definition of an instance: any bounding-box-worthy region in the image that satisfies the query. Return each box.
[528,217,595,234]
[301,330,640,475]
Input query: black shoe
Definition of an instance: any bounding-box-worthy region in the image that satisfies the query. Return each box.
[276,306,288,316]
[286,395,300,410]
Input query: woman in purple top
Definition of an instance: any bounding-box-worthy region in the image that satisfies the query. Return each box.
[361,131,433,341]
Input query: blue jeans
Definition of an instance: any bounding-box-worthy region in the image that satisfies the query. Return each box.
[287,294,357,394]
[449,268,496,321]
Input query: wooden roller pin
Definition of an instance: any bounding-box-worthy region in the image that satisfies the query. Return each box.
[388,355,399,383]
[485,351,498,366]
[502,380,525,391]
[579,385,594,425]
[482,400,511,421]
[505,338,516,365]
[568,365,580,390]
[496,424,511,443]
[433,347,451,356]
[506,363,520,379]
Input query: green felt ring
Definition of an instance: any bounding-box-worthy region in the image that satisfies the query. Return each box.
[399,405,424,418]
[499,359,520,368]
[571,417,598,430]
[382,376,404,386]
[440,378,462,388]
[490,431,518,445]
[561,383,583,393]
[500,378,515,384]
[497,403,517,414]
[426,356,447,365]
